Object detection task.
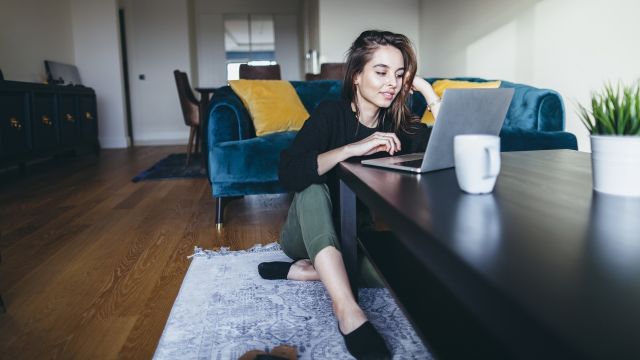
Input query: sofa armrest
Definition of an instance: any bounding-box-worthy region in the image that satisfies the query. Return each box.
[207,88,256,146]
[498,81,565,132]
[537,92,565,131]
[500,127,578,152]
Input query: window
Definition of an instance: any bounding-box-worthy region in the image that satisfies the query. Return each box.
[224,14,276,80]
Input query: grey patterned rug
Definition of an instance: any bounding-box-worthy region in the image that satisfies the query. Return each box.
[154,243,432,359]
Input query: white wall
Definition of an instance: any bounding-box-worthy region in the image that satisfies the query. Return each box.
[71,0,128,149]
[194,0,302,87]
[419,0,640,151]
[317,0,421,64]
[275,14,301,81]
[121,0,192,146]
[0,0,74,82]
[301,0,319,74]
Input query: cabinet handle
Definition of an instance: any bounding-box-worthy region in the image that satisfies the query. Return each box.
[9,117,22,129]
[85,112,94,120]
[65,113,75,122]
[41,115,52,126]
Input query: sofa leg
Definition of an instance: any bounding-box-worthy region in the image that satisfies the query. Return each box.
[216,197,225,229]
[215,196,245,230]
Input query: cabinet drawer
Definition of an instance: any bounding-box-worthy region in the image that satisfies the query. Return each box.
[58,94,78,146]
[33,92,58,151]
[78,95,97,143]
[0,91,31,156]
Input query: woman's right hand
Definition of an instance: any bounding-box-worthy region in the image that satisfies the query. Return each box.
[345,132,402,157]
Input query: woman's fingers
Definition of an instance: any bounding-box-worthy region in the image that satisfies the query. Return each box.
[374,135,394,154]
[373,132,401,153]
[351,132,402,156]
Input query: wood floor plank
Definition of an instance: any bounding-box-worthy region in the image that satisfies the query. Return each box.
[0,146,291,359]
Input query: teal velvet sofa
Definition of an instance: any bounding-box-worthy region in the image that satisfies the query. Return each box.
[206,78,577,226]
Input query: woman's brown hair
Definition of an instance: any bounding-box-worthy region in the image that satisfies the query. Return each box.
[343,30,419,133]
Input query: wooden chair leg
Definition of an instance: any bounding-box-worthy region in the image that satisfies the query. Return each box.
[186,126,195,166]
[194,125,201,155]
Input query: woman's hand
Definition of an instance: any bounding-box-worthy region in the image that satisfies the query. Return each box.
[410,76,434,95]
[316,132,401,176]
[345,132,402,157]
[410,76,442,119]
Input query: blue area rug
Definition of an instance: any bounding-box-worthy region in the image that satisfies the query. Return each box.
[132,153,206,182]
[153,244,432,359]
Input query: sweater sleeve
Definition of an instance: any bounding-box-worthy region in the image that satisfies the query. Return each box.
[278,102,334,192]
[398,123,432,154]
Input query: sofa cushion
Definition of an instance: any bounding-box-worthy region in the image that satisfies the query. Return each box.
[421,79,501,125]
[292,80,343,112]
[229,80,309,136]
[210,131,298,184]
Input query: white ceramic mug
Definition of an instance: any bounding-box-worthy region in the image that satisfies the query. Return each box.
[454,135,501,194]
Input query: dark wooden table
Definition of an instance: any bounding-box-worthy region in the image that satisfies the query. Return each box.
[338,150,640,360]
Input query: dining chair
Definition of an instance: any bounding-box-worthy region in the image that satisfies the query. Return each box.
[173,70,201,166]
[239,64,281,80]
[304,63,346,81]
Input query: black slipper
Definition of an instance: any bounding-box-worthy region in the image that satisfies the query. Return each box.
[258,261,295,280]
[339,321,391,359]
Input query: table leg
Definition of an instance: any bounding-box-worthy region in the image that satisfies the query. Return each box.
[339,179,359,300]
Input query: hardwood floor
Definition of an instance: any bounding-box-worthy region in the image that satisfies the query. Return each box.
[0,146,291,359]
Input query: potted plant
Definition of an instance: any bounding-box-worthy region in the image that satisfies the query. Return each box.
[577,82,640,196]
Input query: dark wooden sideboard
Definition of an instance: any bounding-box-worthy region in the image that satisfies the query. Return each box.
[0,80,98,169]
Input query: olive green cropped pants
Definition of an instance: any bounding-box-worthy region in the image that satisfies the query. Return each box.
[279,183,383,288]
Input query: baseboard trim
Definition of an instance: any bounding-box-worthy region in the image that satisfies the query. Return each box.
[99,136,130,149]
[134,138,189,146]
[133,132,189,146]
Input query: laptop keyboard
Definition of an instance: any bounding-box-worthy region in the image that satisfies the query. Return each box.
[394,159,423,168]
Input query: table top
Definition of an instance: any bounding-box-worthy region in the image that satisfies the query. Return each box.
[338,150,640,360]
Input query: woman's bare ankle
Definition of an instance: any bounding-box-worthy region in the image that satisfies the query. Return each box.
[287,259,320,281]
[334,302,367,334]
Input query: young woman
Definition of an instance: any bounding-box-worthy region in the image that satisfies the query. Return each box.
[259,30,442,358]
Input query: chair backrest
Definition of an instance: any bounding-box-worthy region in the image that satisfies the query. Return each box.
[319,63,346,80]
[304,73,321,81]
[173,69,200,126]
[239,64,281,80]
[304,63,346,81]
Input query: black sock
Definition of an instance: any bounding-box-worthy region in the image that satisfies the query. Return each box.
[340,321,391,359]
[257,261,295,280]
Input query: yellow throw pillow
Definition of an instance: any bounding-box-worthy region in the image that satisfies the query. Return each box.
[421,79,501,125]
[229,80,310,136]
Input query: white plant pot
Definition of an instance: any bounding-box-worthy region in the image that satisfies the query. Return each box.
[591,135,640,197]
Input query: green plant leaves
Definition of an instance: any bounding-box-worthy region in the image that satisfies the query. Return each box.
[577,81,640,135]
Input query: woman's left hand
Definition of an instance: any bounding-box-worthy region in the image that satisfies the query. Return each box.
[410,76,435,96]
[409,75,442,119]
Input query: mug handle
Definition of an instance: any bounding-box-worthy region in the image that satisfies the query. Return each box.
[484,146,500,178]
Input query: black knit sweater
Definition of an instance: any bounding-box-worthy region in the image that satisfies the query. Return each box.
[279,99,430,193]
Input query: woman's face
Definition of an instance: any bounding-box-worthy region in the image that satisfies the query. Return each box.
[354,45,405,111]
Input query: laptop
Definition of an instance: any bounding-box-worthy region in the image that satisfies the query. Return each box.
[361,88,514,173]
